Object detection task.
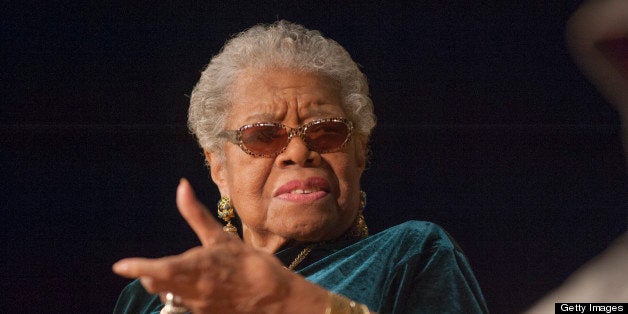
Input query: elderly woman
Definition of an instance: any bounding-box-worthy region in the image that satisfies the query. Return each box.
[113,21,488,313]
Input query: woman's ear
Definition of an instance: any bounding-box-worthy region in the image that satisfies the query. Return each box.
[204,149,230,196]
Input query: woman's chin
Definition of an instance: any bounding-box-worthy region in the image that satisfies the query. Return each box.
[263,198,355,242]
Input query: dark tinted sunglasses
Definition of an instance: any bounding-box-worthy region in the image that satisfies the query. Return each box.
[220,117,353,157]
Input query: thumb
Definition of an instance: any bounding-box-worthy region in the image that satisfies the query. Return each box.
[176,178,224,246]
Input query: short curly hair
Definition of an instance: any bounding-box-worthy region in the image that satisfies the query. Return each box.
[188,20,376,159]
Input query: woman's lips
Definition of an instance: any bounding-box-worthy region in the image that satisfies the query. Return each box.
[274,177,330,202]
[596,36,628,79]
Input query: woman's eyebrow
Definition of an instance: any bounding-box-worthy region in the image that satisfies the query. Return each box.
[241,109,343,124]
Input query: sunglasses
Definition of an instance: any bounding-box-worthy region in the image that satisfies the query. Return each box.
[220,117,353,157]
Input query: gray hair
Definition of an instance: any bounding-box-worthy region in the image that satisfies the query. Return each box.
[188,20,376,157]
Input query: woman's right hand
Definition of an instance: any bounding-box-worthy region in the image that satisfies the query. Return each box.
[113,179,330,313]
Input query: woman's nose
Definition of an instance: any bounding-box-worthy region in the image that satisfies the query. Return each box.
[275,135,321,167]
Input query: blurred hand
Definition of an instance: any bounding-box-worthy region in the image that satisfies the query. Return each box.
[112,179,325,313]
[525,231,628,313]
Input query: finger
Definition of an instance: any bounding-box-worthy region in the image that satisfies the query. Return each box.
[112,257,171,279]
[176,178,225,246]
[113,248,219,296]
[113,252,197,279]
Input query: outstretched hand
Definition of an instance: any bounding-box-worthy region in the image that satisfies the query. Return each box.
[112,179,327,313]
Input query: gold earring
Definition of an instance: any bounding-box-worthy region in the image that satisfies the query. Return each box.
[351,191,369,239]
[217,196,238,236]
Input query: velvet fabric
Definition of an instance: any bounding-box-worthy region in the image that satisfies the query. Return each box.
[114,221,488,313]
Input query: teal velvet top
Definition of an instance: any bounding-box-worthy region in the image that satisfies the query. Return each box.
[114,221,488,313]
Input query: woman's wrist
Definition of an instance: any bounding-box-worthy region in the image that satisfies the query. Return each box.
[325,291,371,314]
[281,273,373,314]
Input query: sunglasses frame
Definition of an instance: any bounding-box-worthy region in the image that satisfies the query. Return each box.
[220,117,354,158]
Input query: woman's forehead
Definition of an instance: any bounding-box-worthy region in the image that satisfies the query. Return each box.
[227,69,344,124]
[234,107,345,123]
[228,102,346,127]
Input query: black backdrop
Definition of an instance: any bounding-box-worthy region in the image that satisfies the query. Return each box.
[2,1,627,313]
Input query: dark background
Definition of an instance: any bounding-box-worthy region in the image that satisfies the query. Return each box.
[2,1,627,313]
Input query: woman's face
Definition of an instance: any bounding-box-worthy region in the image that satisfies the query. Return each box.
[206,68,367,250]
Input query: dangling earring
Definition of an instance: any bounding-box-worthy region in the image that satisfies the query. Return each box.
[351,191,369,239]
[217,196,238,236]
